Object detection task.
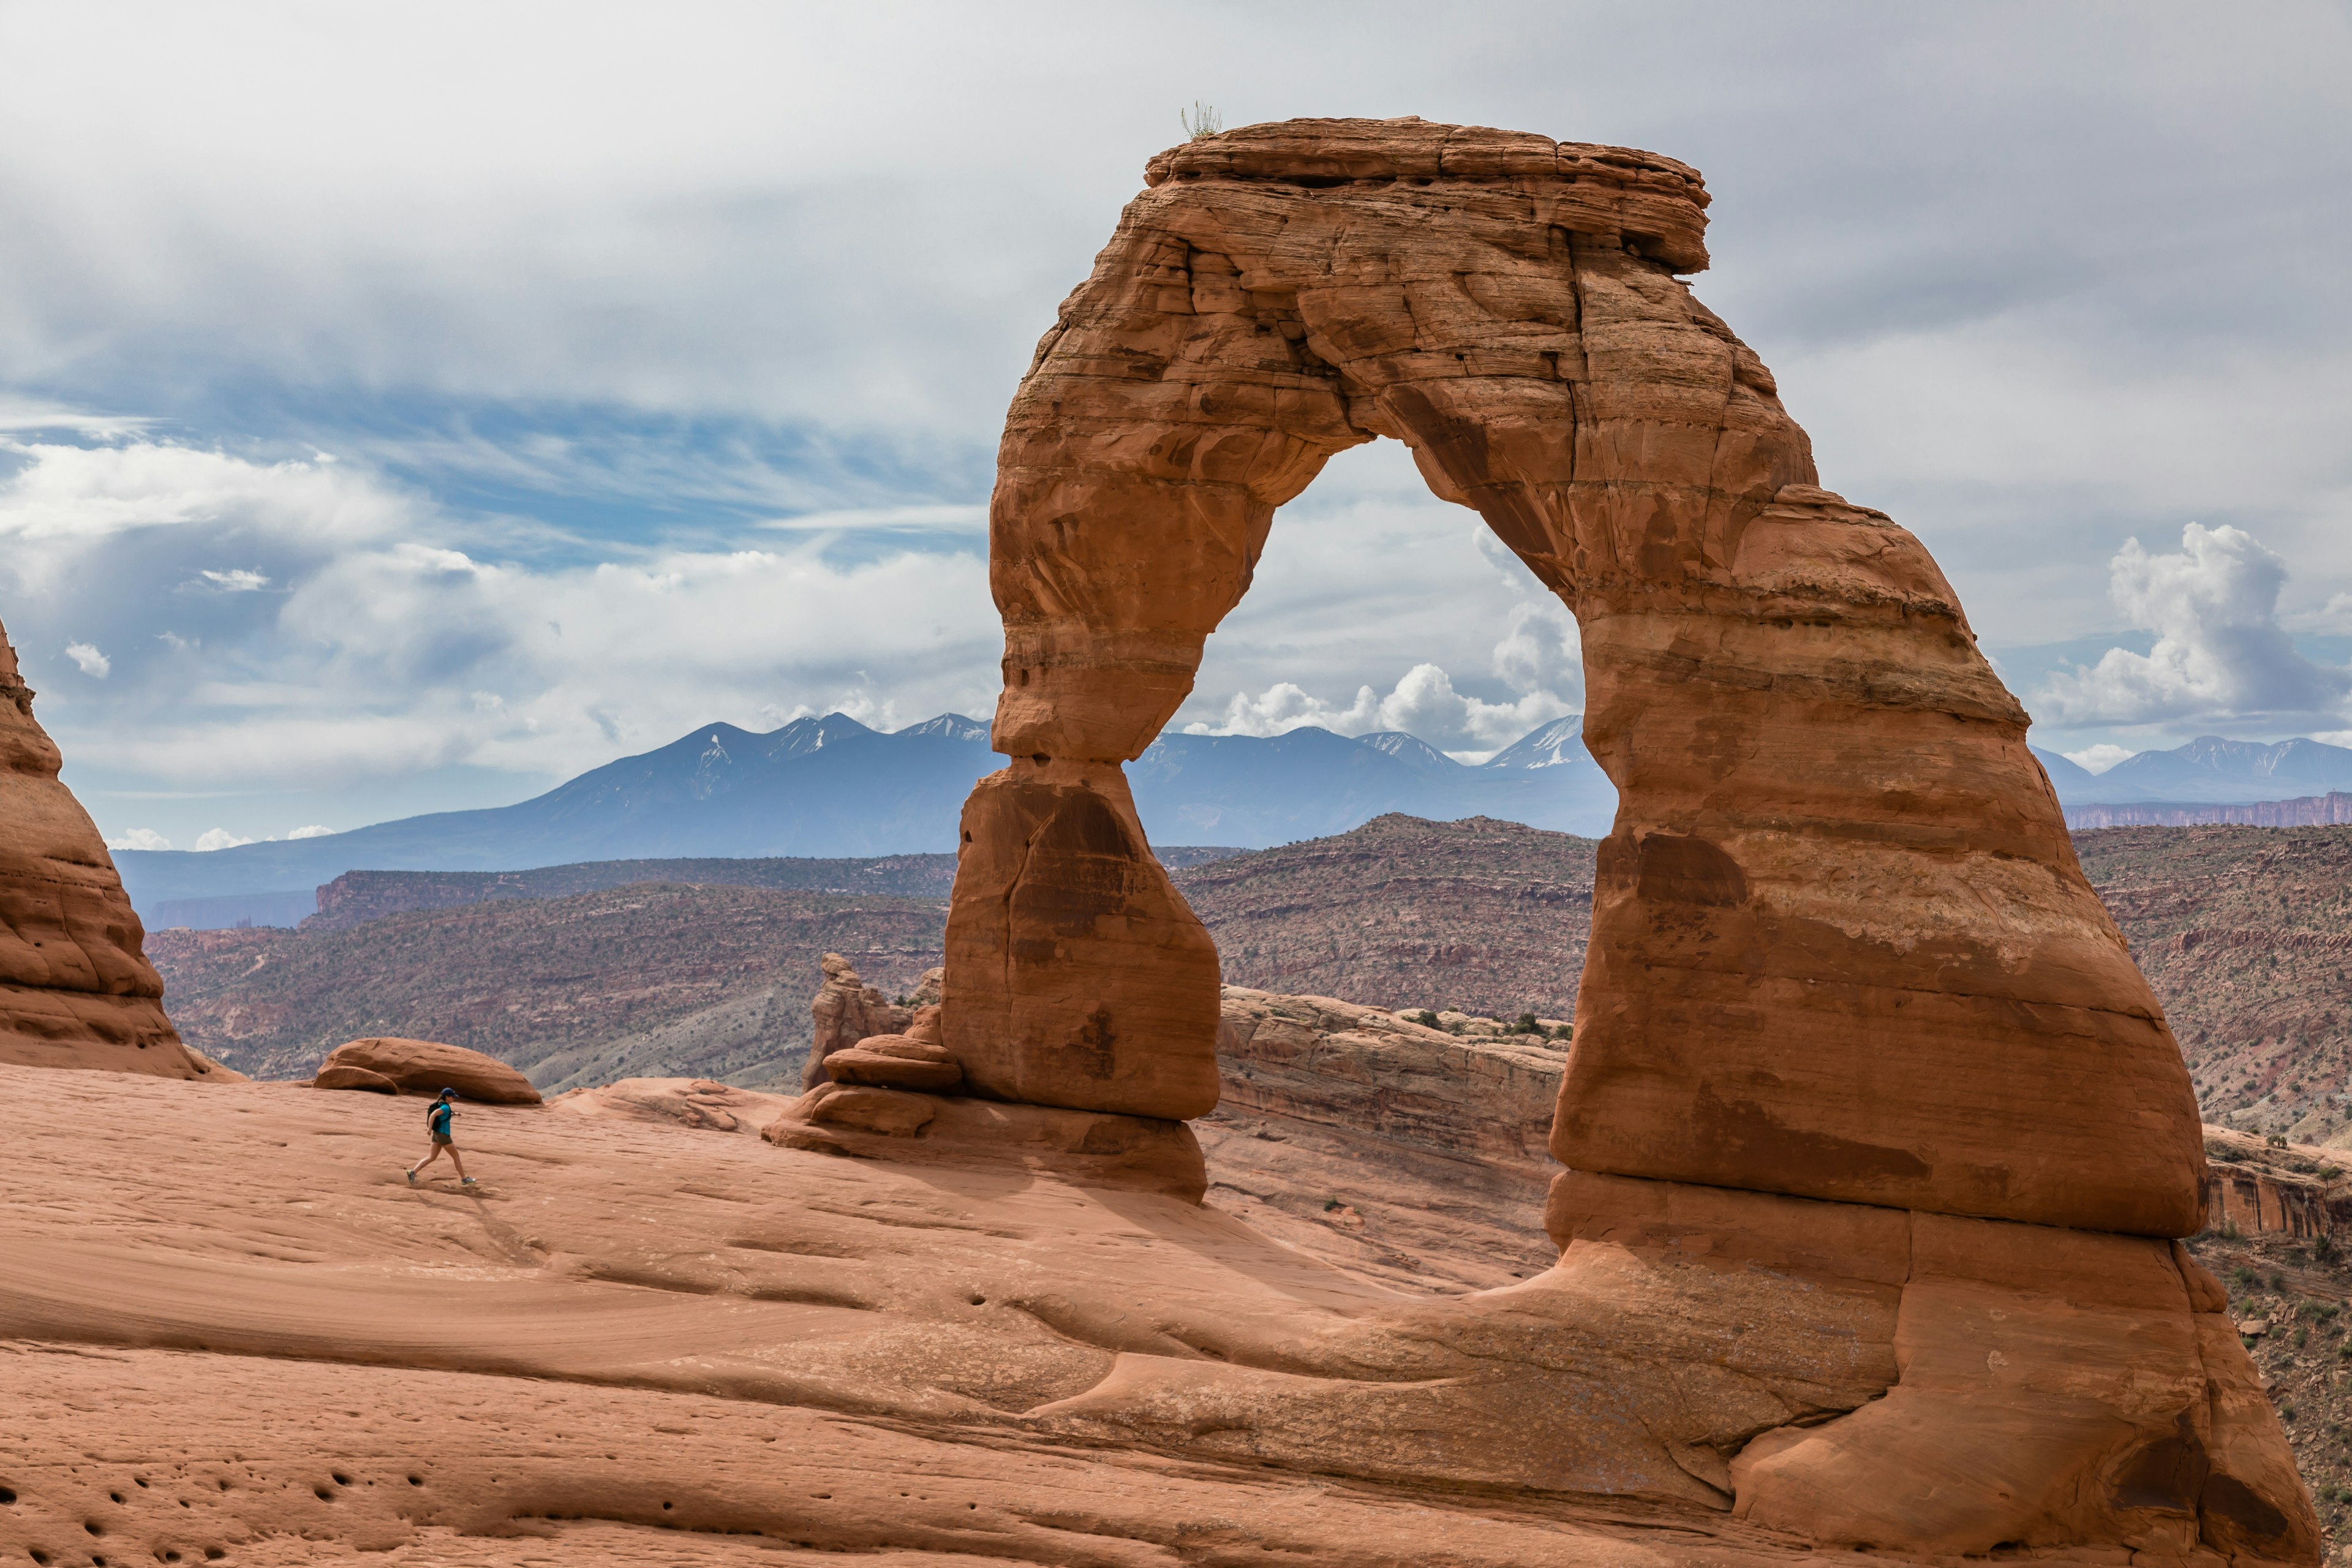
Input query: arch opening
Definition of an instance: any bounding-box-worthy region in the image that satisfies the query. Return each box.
[1175,437,1597,775]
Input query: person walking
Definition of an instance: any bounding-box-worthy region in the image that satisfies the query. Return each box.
[405,1088,476,1186]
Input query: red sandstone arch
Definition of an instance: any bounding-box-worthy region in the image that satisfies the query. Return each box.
[940,117,2205,1238]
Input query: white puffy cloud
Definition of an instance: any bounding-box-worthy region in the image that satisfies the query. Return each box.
[2062,743,2135,774]
[285,824,333,839]
[1489,600,1581,695]
[103,827,170,851]
[2038,524,2350,726]
[64,641,108,677]
[1188,662,1575,752]
[0,436,1002,816]
[191,827,255,851]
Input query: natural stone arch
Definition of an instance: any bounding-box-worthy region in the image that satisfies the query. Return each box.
[941,116,2204,1238]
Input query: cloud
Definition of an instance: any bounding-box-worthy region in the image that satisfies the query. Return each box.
[0,439,420,595]
[2,7,2346,833]
[1187,660,1576,752]
[103,827,170,851]
[2062,744,2135,774]
[2037,524,2350,726]
[0,435,1002,797]
[191,828,255,851]
[64,641,108,677]
[285,824,334,839]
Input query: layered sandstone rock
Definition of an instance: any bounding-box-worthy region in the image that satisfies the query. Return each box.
[0,616,198,1077]
[921,117,2291,1559]
[801,952,916,1089]
[822,1003,963,1091]
[314,1036,543,1104]
[945,115,2201,1234]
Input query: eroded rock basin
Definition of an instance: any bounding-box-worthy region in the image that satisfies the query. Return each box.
[0,1063,2296,1566]
[0,1066,1762,1566]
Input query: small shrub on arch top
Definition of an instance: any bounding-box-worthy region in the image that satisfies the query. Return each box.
[1180,100,1223,140]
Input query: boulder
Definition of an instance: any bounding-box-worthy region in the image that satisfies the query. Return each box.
[795,1080,937,1136]
[315,1037,541,1105]
[823,1005,963,1092]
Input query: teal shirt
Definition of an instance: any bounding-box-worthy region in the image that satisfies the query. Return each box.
[429,1102,453,1139]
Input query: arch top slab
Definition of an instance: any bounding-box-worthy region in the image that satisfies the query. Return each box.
[947,118,2206,1242]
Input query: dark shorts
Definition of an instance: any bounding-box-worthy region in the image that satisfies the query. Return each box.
[431,1135,453,1147]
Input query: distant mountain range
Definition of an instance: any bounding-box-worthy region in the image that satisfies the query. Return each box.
[114,715,2352,929]
[118,712,1623,925]
[2038,735,2352,810]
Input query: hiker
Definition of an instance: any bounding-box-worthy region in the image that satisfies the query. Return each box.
[405,1088,477,1186]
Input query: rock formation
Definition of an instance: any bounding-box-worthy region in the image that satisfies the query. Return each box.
[0,616,205,1078]
[942,115,2201,1226]
[801,952,925,1088]
[821,1003,963,1091]
[922,117,2302,1558]
[313,1036,543,1104]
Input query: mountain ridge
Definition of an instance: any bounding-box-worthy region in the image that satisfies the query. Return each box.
[115,714,2352,926]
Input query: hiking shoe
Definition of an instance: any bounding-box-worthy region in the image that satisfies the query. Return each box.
[404,1170,416,1185]
[461,1177,479,1186]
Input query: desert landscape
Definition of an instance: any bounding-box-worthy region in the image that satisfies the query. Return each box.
[3,112,2336,1568]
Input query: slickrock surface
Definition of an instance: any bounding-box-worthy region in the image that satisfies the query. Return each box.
[0,1061,1870,1568]
[916,116,2267,1556]
[0,1059,2309,1565]
[0,616,200,1077]
[554,1074,801,1134]
[315,1036,544,1104]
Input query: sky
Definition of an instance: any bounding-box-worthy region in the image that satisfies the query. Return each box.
[0,1,2346,850]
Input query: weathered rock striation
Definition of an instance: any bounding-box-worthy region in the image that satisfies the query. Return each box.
[922,117,2297,1559]
[0,616,203,1077]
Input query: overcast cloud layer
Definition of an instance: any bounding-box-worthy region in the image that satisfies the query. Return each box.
[0,1,2345,846]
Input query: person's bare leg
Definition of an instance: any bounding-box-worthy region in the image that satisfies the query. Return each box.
[448,1145,470,1183]
[407,1144,445,1180]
